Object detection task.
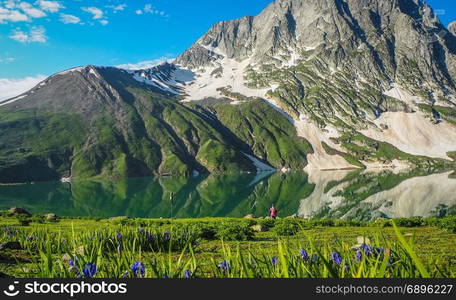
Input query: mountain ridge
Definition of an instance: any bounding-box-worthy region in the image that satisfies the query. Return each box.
[0,0,455,183]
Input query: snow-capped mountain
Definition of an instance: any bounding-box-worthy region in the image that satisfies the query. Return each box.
[133,0,456,170]
[0,0,455,182]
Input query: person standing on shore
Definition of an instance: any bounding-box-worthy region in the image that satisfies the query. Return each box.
[269,205,278,219]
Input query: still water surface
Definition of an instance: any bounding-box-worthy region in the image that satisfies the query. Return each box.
[0,170,455,220]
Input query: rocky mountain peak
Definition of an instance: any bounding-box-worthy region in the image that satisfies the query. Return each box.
[449,21,456,36]
[176,0,448,69]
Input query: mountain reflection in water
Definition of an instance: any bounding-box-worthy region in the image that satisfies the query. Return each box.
[0,169,455,220]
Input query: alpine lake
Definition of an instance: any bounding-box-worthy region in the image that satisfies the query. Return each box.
[1,168,455,220]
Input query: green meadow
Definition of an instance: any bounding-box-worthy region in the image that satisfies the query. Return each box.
[0,214,455,278]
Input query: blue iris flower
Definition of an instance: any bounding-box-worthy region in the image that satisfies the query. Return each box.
[300,249,310,261]
[271,256,278,266]
[131,262,145,278]
[331,252,343,265]
[82,263,97,278]
[184,270,192,279]
[355,250,363,262]
[360,244,372,257]
[218,260,230,272]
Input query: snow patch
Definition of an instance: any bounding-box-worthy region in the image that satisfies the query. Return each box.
[0,95,27,107]
[60,177,71,183]
[243,152,276,172]
[361,111,456,160]
[132,72,179,95]
[56,67,85,76]
[89,68,100,79]
[384,84,424,108]
[181,55,272,102]
[294,115,358,171]
[129,65,196,95]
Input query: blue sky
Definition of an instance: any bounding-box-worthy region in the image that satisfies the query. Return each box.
[0,0,454,100]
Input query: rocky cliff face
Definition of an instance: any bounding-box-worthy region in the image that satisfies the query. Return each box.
[174,0,456,170]
[449,21,456,36]
[177,0,455,93]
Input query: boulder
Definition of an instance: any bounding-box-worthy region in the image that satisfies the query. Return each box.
[244,214,256,219]
[8,207,31,217]
[286,214,298,219]
[61,253,72,265]
[251,224,269,232]
[44,213,58,221]
[109,216,129,222]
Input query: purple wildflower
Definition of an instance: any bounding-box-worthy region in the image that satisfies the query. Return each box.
[218,260,230,272]
[271,256,278,267]
[331,252,343,266]
[355,250,363,262]
[82,263,97,278]
[360,244,372,257]
[131,262,145,278]
[300,249,310,261]
[147,234,155,243]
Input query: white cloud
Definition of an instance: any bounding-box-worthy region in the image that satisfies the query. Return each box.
[82,6,104,20]
[18,2,46,18]
[144,4,153,13]
[82,6,108,25]
[60,13,80,24]
[9,30,29,42]
[116,57,175,70]
[29,26,46,42]
[0,57,15,63]
[0,7,29,23]
[4,0,16,9]
[10,26,47,43]
[107,4,126,12]
[0,75,47,102]
[37,0,64,13]
[136,4,167,17]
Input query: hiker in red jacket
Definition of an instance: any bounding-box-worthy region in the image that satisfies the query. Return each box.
[269,205,278,219]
